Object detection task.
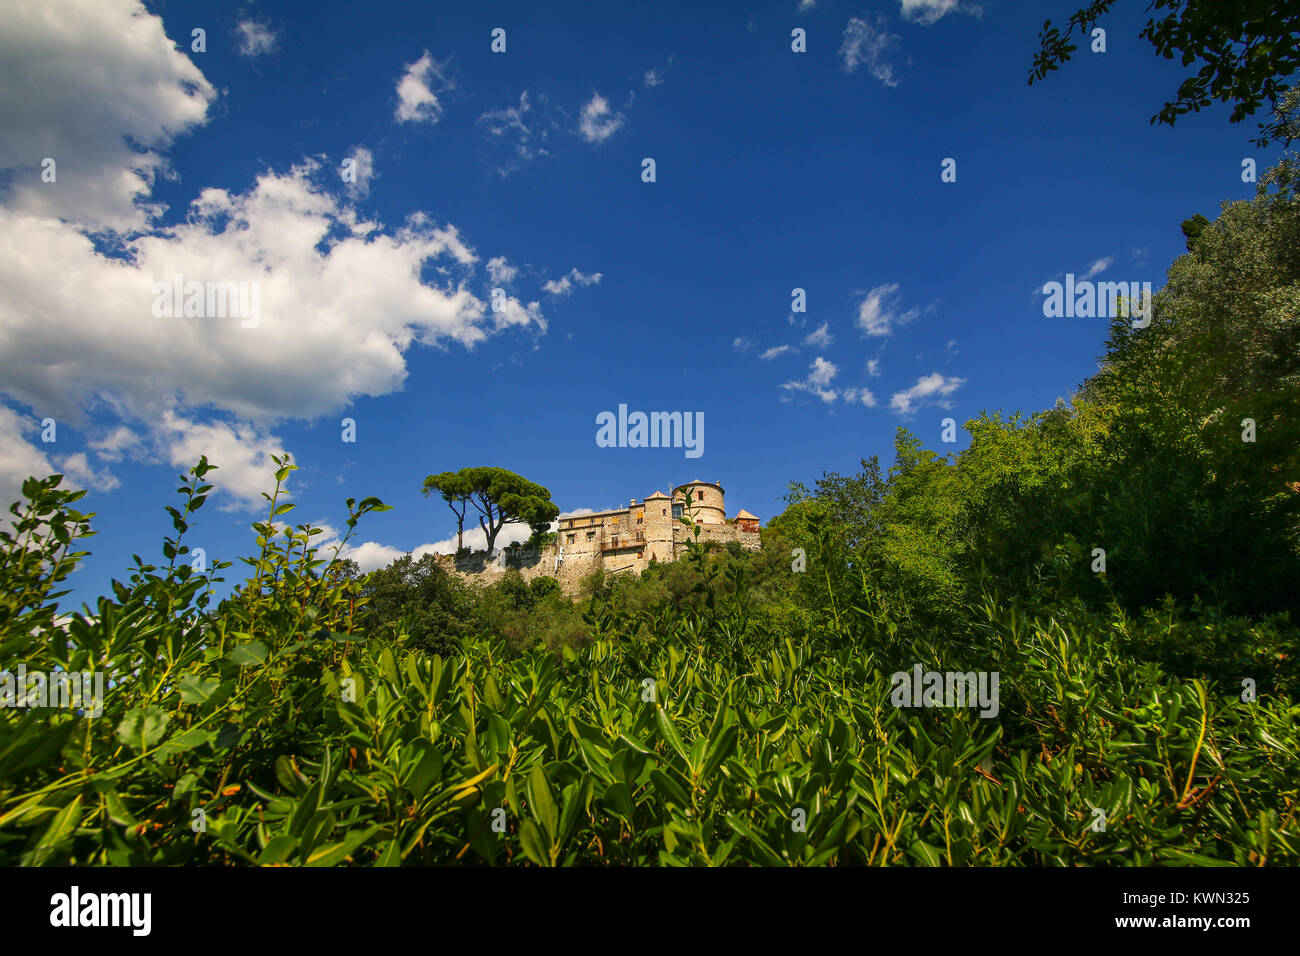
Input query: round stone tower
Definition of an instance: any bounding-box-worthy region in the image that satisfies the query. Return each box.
[672,479,726,525]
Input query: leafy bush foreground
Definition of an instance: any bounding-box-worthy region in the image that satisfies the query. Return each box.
[0,456,1296,866]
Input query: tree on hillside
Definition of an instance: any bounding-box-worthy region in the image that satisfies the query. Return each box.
[422,470,474,551]
[356,553,476,657]
[784,456,888,555]
[1029,1,1300,145]
[422,466,560,554]
[1078,156,1300,609]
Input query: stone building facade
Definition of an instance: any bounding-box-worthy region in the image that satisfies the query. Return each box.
[433,480,761,596]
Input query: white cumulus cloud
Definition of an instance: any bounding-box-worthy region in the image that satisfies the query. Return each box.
[0,0,216,232]
[0,408,122,517]
[160,412,286,511]
[0,407,55,515]
[0,161,546,428]
[316,511,548,572]
[395,51,453,124]
[54,452,120,493]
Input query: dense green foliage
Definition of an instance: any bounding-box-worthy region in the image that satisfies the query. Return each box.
[1031,1,1300,145]
[0,462,1295,865]
[0,164,1297,866]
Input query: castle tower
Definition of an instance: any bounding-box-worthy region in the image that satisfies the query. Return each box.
[642,490,675,563]
[672,479,726,525]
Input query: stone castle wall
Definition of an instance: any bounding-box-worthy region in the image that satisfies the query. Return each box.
[432,481,760,597]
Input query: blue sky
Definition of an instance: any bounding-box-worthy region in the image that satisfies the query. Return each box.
[0,0,1285,607]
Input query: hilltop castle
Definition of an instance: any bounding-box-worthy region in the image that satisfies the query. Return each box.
[435,480,761,595]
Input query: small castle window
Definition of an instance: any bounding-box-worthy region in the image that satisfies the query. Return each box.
[662,508,667,515]
[697,490,703,501]
[637,517,642,524]
[567,534,575,544]
[586,531,595,541]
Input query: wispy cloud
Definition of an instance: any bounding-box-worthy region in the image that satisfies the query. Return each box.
[782,357,841,403]
[1084,256,1113,278]
[1032,253,1117,300]
[643,54,676,88]
[487,256,519,286]
[842,387,878,407]
[802,322,834,347]
[761,344,797,360]
[235,19,278,57]
[88,425,144,462]
[543,268,602,296]
[840,15,901,87]
[342,145,375,199]
[781,356,879,407]
[899,1,980,26]
[578,92,625,143]
[856,283,920,337]
[889,372,965,415]
[477,91,560,175]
